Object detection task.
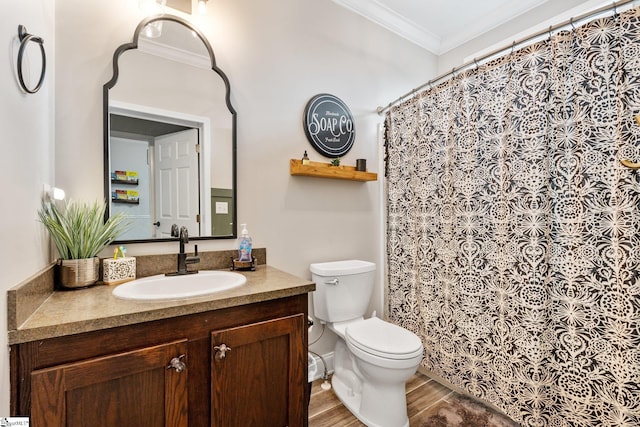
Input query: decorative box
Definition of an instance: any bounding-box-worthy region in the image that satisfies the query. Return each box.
[103,257,136,285]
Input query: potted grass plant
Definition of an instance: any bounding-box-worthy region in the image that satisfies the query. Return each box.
[38,199,130,289]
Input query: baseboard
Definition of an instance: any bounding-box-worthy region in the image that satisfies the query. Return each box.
[308,351,334,382]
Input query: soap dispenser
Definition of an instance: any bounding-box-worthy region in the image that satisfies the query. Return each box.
[237,224,253,262]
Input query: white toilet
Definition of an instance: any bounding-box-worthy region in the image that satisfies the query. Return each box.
[310,260,423,427]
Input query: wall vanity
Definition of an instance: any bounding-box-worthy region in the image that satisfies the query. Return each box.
[8,250,314,426]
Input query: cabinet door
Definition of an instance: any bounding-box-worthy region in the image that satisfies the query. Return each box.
[211,314,306,427]
[30,340,188,427]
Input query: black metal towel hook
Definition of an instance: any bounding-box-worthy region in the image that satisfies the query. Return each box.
[17,25,46,94]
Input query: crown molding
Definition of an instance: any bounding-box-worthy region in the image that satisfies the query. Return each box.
[332,0,441,54]
[439,0,548,53]
[333,0,551,55]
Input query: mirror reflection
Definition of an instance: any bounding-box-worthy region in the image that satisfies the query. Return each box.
[104,15,236,241]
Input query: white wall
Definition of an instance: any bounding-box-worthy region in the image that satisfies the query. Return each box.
[53,0,437,365]
[0,0,54,415]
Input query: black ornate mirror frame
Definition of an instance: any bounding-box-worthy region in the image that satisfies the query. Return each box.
[103,14,237,243]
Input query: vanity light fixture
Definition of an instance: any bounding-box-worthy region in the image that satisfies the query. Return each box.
[138,0,167,39]
[197,0,208,15]
[138,0,166,15]
[138,0,167,38]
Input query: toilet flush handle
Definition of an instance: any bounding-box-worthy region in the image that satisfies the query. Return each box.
[325,278,339,286]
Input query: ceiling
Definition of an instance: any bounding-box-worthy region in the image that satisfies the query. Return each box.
[332,0,591,55]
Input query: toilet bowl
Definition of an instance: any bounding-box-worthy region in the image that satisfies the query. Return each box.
[331,317,423,427]
[310,260,424,427]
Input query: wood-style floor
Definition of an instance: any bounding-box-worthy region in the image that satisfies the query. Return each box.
[308,372,454,427]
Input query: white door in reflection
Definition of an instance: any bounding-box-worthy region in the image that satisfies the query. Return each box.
[155,128,200,238]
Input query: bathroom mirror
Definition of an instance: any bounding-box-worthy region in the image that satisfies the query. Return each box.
[103,14,236,242]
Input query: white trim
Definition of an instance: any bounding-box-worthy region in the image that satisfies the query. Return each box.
[332,0,550,55]
[308,351,335,382]
[109,100,212,236]
[441,0,549,54]
[139,36,211,70]
[332,0,441,53]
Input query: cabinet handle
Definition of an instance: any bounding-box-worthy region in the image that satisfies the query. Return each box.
[214,343,231,361]
[167,354,186,372]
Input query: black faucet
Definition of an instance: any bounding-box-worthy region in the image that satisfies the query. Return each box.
[166,226,200,276]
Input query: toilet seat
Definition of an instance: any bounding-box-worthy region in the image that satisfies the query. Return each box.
[346,317,423,360]
[328,317,364,339]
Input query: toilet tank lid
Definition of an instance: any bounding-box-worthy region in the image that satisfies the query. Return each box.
[310,260,376,276]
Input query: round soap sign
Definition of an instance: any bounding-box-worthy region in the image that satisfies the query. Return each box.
[303,94,355,158]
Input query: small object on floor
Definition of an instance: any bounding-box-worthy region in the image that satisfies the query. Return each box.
[321,379,331,391]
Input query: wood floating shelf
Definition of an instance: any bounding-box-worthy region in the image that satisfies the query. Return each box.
[289,159,377,182]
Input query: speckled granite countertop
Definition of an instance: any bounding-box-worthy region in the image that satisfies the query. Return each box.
[8,264,314,345]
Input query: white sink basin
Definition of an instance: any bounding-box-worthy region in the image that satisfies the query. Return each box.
[112,270,247,301]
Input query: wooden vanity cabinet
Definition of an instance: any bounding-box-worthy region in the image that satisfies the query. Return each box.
[211,314,305,426]
[30,340,189,427]
[11,294,309,427]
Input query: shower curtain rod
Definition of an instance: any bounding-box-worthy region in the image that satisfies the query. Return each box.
[377,0,636,115]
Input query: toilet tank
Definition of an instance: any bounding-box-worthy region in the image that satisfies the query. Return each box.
[310,260,376,323]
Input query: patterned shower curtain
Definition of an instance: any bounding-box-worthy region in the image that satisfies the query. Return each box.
[385,7,640,427]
